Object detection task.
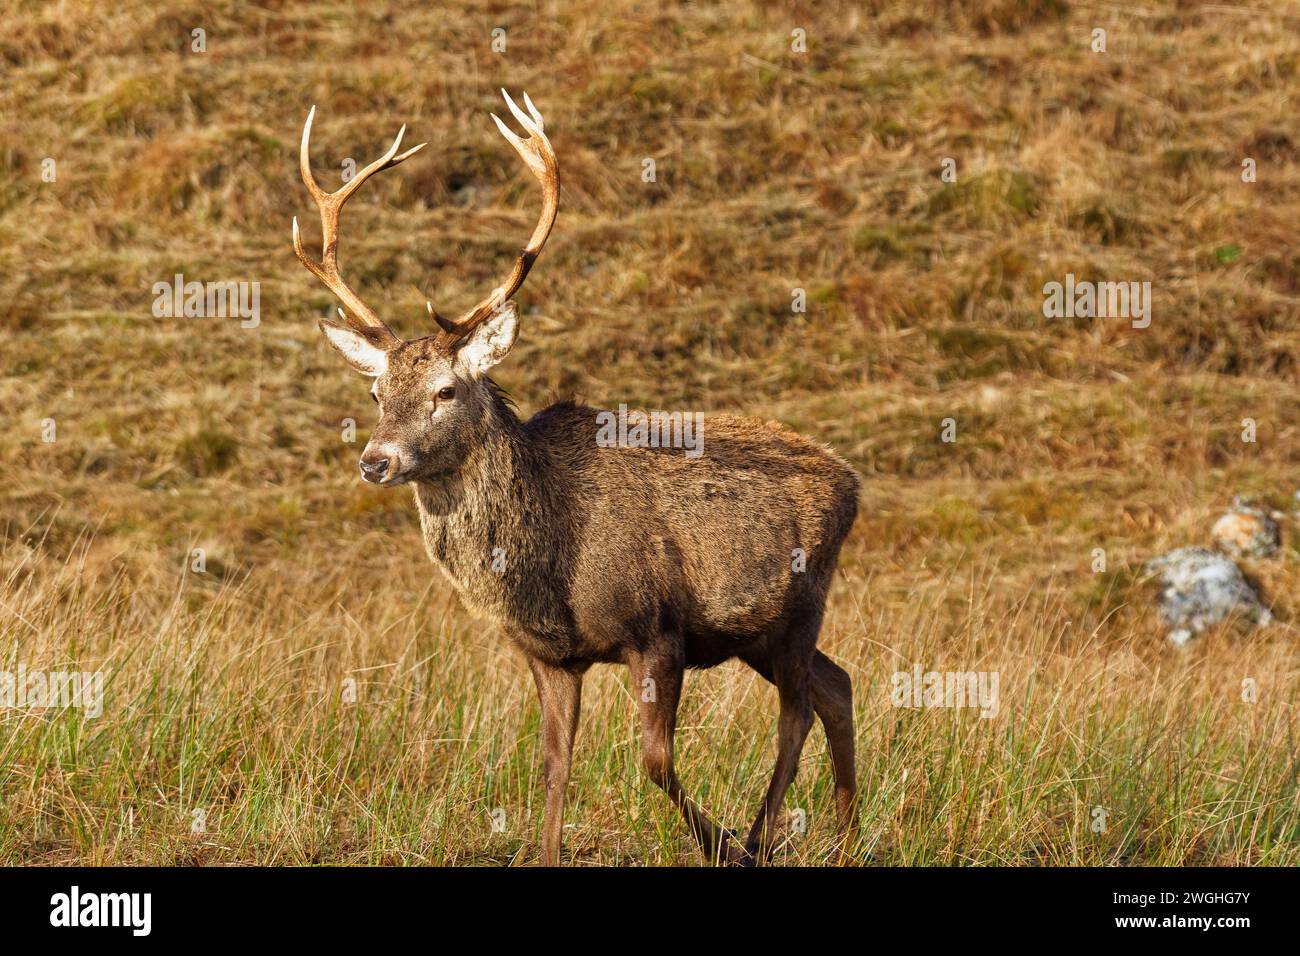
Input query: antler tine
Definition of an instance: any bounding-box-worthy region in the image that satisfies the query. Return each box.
[335,123,426,204]
[292,105,426,335]
[522,92,544,130]
[427,300,458,334]
[435,89,560,343]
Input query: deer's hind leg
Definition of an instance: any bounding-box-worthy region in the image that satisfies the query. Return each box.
[630,643,751,866]
[740,634,815,863]
[810,650,858,861]
[741,639,857,865]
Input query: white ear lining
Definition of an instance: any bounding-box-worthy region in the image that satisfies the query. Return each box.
[320,322,389,377]
[456,303,519,377]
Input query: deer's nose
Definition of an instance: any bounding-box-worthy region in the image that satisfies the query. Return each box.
[359,455,389,482]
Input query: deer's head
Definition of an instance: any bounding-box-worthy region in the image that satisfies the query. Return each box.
[292,90,558,486]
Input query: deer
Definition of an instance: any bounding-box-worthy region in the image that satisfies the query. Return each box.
[292,90,861,866]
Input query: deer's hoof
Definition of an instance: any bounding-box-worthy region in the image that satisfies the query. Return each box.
[721,830,756,867]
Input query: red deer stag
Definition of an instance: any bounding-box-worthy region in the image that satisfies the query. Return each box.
[292,90,860,865]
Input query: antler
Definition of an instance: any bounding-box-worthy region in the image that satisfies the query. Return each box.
[292,106,426,335]
[433,89,560,345]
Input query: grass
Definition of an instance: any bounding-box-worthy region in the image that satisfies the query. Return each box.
[0,0,1298,865]
[3,532,1295,865]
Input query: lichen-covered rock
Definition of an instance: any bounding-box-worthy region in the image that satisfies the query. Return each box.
[1145,547,1271,646]
[1211,498,1281,559]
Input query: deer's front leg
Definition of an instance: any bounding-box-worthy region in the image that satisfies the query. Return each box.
[630,647,751,866]
[527,656,583,866]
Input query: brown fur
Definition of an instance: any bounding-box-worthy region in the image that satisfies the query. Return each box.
[350,329,862,865]
[304,91,859,864]
[415,396,858,670]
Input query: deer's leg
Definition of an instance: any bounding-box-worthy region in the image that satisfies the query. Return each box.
[528,657,583,867]
[743,651,814,863]
[742,647,857,864]
[631,648,750,866]
[810,650,858,862]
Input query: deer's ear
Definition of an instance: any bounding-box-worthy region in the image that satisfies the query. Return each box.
[318,320,390,377]
[455,302,519,377]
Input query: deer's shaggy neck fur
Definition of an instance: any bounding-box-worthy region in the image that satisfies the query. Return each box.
[413,389,579,656]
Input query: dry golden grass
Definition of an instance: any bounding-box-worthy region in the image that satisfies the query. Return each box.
[0,0,1297,864]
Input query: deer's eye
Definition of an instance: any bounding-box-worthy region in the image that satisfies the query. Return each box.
[437,386,456,401]
[370,390,379,404]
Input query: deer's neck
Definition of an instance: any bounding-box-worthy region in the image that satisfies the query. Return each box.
[412,398,573,642]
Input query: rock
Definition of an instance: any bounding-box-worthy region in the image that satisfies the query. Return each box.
[1144,547,1271,647]
[1211,497,1281,559]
